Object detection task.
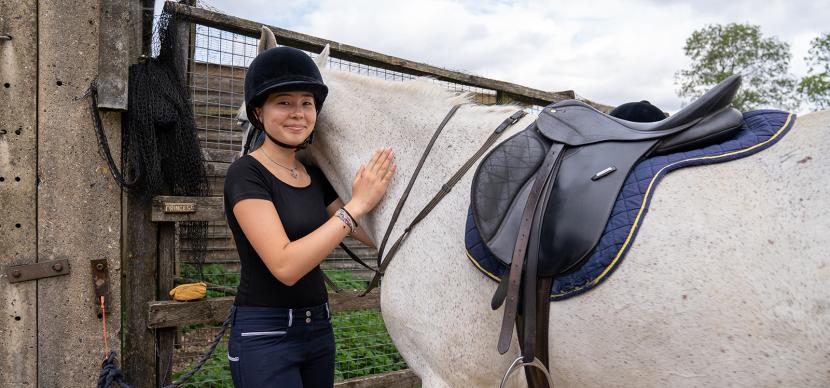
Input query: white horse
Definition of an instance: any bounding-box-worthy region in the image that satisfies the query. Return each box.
[245,30,830,387]
[309,50,830,387]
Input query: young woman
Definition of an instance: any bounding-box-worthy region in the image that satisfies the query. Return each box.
[224,46,396,387]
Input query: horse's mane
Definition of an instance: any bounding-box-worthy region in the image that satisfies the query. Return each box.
[323,67,517,114]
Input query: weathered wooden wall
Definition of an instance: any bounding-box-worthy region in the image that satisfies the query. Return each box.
[35,0,124,385]
[0,0,38,386]
[1,0,140,386]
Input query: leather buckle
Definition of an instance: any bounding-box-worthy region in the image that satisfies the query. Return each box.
[508,110,527,124]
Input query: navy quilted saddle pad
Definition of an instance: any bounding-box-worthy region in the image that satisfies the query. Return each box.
[465,109,796,301]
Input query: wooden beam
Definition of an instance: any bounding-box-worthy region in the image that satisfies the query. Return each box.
[335,369,420,388]
[164,2,579,107]
[147,289,380,329]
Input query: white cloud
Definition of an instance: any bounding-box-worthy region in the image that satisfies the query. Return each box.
[177,0,826,111]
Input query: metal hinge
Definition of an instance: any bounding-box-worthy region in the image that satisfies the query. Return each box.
[5,259,70,283]
[91,259,111,318]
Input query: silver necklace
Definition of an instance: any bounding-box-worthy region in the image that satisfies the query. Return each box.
[262,151,299,179]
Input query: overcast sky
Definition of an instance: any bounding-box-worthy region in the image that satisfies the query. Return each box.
[157,0,828,112]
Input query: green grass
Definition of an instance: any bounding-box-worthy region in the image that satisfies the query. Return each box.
[324,269,370,290]
[332,309,406,380]
[172,342,234,388]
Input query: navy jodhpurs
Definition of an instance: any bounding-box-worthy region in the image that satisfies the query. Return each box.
[228,303,335,387]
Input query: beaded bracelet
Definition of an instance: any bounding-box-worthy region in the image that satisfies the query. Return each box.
[334,208,356,234]
[340,207,359,229]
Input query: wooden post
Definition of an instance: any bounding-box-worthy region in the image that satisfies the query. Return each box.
[157,223,177,386]
[123,195,159,388]
[121,1,158,386]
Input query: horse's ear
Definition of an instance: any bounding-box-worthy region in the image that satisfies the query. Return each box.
[257,26,277,53]
[236,101,248,122]
[314,44,330,68]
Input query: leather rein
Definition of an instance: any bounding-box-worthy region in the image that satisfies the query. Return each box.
[332,105,528,297]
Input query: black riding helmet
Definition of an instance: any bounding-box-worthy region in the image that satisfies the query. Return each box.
[609,100,667,122]
[244,46,328,150]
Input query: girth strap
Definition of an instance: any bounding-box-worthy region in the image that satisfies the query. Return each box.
[360,109,528,296]
[496,142,564,357]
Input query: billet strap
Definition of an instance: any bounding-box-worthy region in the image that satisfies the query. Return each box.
[360,109,528,297]
[497,142,564,355]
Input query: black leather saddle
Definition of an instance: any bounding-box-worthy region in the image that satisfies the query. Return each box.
[471,75,744,387]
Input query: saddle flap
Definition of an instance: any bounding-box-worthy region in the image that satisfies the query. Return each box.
[471,127,549,243]
[535,140,657,277]
[536,75,742,146]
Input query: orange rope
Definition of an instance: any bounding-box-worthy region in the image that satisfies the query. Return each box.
[100,295,109,358]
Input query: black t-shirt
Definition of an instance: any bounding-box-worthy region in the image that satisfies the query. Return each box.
[224,155,339,308]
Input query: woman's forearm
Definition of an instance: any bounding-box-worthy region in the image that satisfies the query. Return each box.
[269,215,352,285]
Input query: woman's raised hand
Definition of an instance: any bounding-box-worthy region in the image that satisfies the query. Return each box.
[346,147,396,218]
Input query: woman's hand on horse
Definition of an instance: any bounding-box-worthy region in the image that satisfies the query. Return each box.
[347,147,396,218]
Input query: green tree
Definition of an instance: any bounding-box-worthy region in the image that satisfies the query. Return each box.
[675,23,797,111]
[798,33,830,110]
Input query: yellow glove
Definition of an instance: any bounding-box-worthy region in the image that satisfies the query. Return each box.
[169,282,207,301]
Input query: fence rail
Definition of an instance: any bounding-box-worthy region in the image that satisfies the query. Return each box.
[164,1,612,110]
[147,290,380,329]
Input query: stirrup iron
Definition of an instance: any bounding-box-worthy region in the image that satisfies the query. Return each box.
[499,356,555,388]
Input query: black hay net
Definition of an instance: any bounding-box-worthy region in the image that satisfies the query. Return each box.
[89,11,210,277]
[124,11,208,199]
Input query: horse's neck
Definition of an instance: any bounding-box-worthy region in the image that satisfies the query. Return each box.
[311,87,528,245]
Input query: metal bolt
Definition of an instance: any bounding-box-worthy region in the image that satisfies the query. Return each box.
[11,270,21,278]
[96,263,104,271]
[52,263,63,272]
